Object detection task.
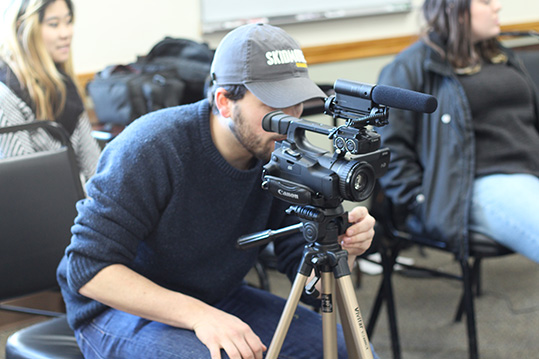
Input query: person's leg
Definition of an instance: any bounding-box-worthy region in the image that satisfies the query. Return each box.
[75,308,213,359]
[470,173,539,263]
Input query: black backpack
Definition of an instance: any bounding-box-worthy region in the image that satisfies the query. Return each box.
[140,37,214,105]
[87,37,214,126]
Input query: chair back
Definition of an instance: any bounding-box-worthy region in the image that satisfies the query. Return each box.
[0,121,84,301]
[516,49,539,90]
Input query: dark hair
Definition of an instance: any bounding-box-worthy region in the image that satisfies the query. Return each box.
[36,0,74,22]
[207,83,247,114]
[422,0,502,70]
[14,0,74,23]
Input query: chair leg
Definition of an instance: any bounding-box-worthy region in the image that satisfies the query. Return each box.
[455,257,482,322]
[473,258,483,296]
[367,238,402,359]
[455,295,465,322]
[367,276,386,337]
[383,249,401,359]
[254,260,270,291]
[459,258,479,359]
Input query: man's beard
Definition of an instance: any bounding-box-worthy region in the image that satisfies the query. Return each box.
[229,108,273,164]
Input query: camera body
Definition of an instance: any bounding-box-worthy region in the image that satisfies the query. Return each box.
[263,139,389,209]
[261,79,394,209]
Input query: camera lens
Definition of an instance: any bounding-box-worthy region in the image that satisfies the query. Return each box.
[353,172,367,192]
[334,161,375,202]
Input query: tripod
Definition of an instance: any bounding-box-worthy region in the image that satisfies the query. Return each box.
[238,205,374,359]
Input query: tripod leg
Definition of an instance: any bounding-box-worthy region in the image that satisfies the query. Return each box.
[336,274,374,359]
[266,272,310,359]
[335,287,360,359]
[321,271,338,358]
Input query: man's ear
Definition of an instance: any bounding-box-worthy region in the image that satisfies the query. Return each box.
[214,88,233,118]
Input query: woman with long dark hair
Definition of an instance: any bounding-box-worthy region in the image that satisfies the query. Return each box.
[0,0,100,181]
[377,0,539,262]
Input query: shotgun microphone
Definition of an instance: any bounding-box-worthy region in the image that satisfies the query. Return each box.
[371,84,438,114]
[333,79,438,114]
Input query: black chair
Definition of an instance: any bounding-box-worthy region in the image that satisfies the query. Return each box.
[0,121,84,358]
[516,48,539,90]
[253,243,279,292]
[366,182,514,359]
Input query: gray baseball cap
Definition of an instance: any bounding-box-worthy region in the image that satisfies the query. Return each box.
[210,23,326,109]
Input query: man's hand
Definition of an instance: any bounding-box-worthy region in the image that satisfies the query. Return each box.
[192,306,267,359]
[339,206,375,258]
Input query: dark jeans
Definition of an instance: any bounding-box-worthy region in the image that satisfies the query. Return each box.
[75,283,378,358]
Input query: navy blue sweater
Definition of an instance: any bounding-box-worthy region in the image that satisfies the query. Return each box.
[57,100,305,330]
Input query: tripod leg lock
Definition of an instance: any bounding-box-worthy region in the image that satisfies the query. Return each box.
[305,275,320,297]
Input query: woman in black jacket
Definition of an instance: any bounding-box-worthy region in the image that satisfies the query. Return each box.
[377,0,539,262]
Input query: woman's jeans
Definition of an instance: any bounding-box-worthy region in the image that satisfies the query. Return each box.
[470,173,539,263]
[75,283,379,358]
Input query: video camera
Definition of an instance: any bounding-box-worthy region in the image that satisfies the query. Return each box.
[237,80,437,358]
[261,79,437,209]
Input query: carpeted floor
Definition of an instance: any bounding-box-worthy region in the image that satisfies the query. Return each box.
[354,247,539,359]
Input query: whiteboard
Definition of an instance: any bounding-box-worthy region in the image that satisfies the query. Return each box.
[201,0,412,33]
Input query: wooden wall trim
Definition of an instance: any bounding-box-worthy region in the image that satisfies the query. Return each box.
[77,72,95,97]
[302,21,539,64]
[303,35,419,65]
[77,72,95,89]
[77,21,539,89]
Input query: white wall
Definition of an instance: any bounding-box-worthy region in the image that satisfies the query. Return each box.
[72,0,539,77]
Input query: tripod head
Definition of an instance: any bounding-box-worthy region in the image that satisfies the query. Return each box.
[236,204,349,250]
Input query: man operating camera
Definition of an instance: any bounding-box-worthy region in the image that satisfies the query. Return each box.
[57,23,377,359]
